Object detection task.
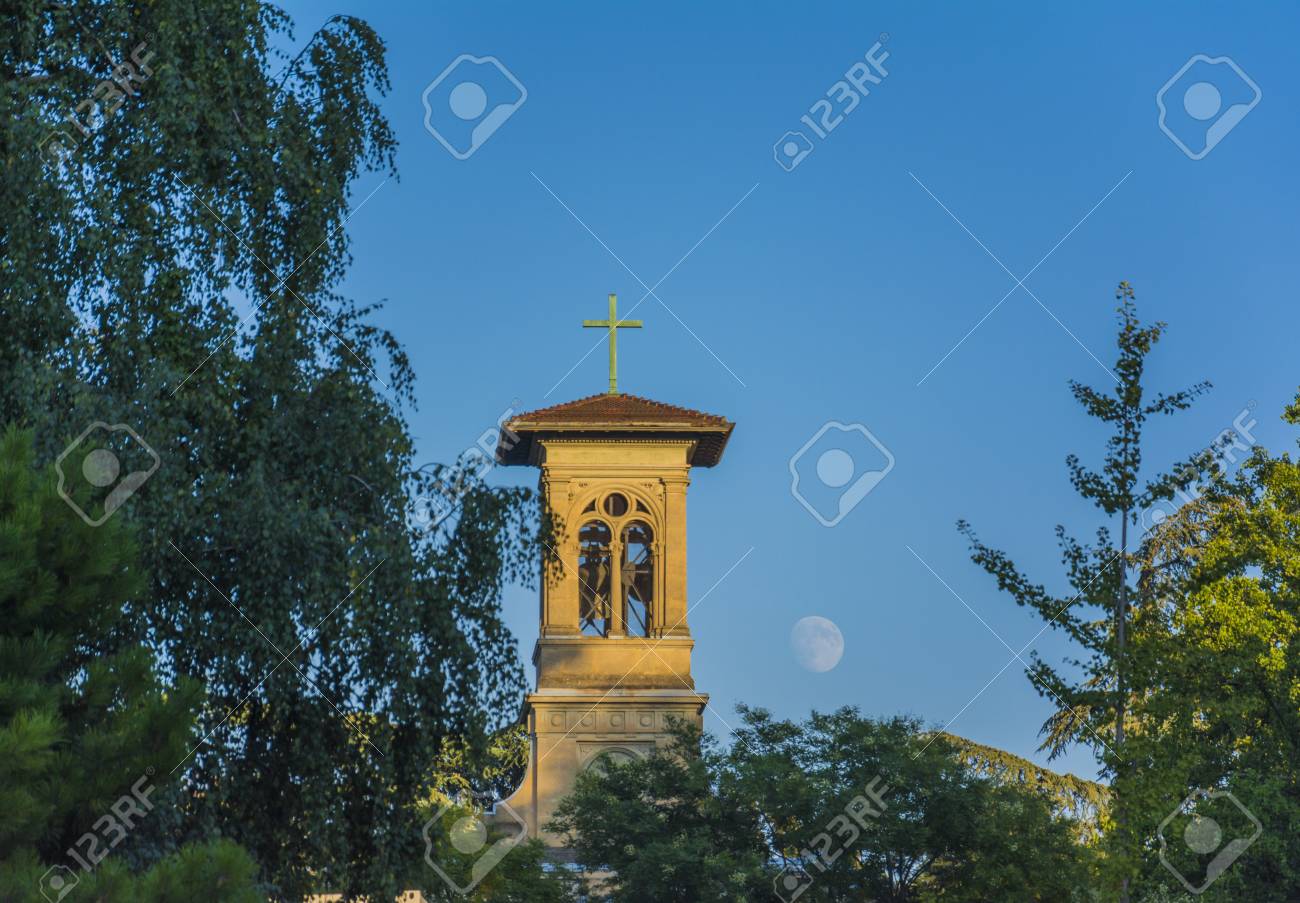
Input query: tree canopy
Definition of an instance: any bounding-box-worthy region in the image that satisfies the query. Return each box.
[1118,393,1300,899]
[551,707,1092,902]
[7,2,537,897]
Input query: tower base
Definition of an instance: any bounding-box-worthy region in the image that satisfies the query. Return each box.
[491,687,708,846]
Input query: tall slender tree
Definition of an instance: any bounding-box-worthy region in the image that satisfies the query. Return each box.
[958,282,1211,897]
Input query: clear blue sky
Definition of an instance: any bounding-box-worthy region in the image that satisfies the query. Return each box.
[277,1,1300,780]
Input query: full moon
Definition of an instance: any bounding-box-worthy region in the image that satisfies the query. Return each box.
[790,616,845,672]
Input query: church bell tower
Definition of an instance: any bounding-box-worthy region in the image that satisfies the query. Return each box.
[491,295,734,846]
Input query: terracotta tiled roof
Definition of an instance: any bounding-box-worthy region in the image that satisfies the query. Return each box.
[498,393,733,467]
[510,393,731,427]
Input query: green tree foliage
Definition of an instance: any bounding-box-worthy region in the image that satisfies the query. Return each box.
[958,282,1211,896]
[1117,393,1300,901]
[6,2,537,897]
[0,427,260,901]
[430,724,532,807]
[941,733,1109,839]
[410,806,576,903]
[551,707,1091,902]
[956,286,1300,899]
[401,724,574,901]
[556,724,771,902]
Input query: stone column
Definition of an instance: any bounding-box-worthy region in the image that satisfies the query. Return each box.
[661,474,690,637]
[608,535,625,636]
[540,473,579,636]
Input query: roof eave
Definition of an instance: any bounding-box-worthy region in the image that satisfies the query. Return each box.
[497,422,734,468]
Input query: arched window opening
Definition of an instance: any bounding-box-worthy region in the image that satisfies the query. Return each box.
[578,521,612,636]
[621,521,654,637]
[587,747,638,776]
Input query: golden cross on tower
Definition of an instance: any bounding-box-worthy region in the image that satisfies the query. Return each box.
[583,293,642,395]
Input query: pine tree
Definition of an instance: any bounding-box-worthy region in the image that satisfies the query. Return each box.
[0,427,260,902]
